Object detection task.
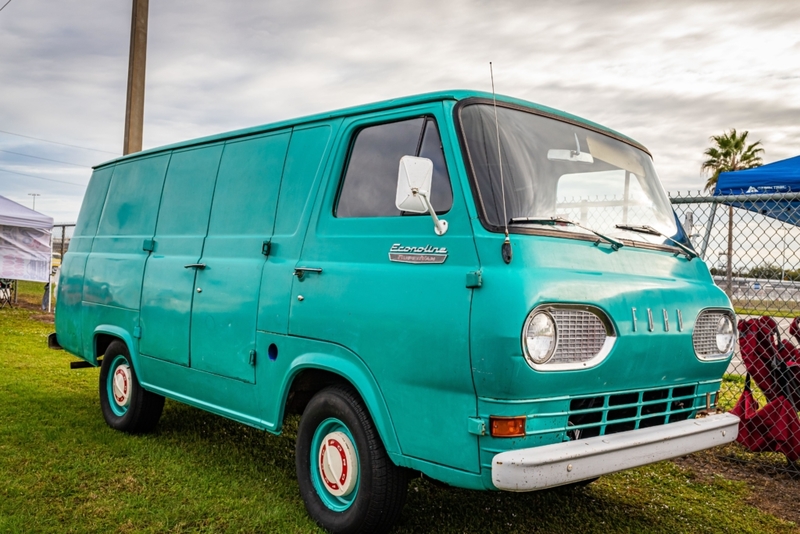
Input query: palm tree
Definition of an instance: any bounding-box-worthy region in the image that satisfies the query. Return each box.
[701,129,764,297]
[701,129,764,193]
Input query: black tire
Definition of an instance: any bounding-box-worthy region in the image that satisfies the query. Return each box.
[99,340,164,433]
[296,385,408,534]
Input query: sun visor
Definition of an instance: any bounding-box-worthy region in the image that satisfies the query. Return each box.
[587,135,645,176]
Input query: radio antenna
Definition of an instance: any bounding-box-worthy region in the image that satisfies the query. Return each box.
[490,62,512,264]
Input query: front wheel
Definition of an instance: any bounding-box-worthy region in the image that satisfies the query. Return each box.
[99,341,164,433]
[296,385,408,534]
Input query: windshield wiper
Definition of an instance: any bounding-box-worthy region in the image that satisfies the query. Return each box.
[510,216,624,251]
[614,224,698,260]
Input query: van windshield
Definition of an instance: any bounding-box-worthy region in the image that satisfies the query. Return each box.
[459,104,680,247]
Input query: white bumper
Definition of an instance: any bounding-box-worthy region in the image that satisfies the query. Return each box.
[492,413,739,491]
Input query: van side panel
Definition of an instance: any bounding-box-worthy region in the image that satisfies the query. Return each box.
[138,145,223,366]
[257,123,336,335]
[55,165,115,357]
[82,155,169,359]
[134,126,334,426]
[190,132,290,381]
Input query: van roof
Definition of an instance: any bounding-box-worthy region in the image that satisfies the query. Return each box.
[95,90,645,169]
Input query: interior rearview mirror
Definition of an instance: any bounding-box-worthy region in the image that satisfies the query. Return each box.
[547,133,594,164]
[395,156,448,236]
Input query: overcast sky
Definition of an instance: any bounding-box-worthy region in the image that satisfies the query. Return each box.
[1,0,799,222]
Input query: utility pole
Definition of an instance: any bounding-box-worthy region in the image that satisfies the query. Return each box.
[28,193,40,211]
[123,0,149,155]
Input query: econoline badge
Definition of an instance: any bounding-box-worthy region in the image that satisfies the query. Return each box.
[388,243,448,264]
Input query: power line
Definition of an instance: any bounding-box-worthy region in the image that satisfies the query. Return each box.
[0,0,12,13]
[0,149,91,168]
[0,167,86,187]
[0,129,119,155]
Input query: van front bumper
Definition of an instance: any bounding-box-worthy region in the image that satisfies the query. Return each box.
[492,412,739,491]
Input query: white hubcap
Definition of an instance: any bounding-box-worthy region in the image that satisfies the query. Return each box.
[112,364,131,407]
[318,431,358,497]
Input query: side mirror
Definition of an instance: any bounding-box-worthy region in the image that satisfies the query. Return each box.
[395,156,448,236]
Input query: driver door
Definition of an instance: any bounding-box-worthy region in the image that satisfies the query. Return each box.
[287,108,482,473]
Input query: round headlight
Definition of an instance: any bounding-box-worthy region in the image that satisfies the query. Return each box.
[715,315,735,354]
[523,311,557,365]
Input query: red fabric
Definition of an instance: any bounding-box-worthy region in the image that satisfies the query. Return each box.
[786,361,800,408]
[731,389,800,462]
[790,317,800,344]
[734,316,800,462]
[738,317,781,401]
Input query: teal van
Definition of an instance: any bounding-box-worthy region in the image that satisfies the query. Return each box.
[52,91,739,533]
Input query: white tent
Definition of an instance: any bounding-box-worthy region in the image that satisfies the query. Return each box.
[0,195,54,283]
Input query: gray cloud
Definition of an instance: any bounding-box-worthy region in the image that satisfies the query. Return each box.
[1,0,798,220]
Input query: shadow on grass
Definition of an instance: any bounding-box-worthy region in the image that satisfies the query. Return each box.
[148,402,763,534]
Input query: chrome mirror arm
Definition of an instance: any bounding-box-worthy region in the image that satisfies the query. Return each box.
[412,188,448,236]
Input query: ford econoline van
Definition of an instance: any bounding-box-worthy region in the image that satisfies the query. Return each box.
[52,91,738,533]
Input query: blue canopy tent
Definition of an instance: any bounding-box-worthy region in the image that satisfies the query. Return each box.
[714,155,800,226]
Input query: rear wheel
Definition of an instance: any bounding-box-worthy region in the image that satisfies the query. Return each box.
[99,340,164,433]
[296,385,408,534]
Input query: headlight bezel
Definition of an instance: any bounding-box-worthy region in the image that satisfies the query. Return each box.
[693,309,737,361]
[521,304,616,371]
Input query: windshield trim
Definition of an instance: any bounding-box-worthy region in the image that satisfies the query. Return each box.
[453,98,665,243]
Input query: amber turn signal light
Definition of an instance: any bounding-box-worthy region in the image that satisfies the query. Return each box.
[489,416,526,437]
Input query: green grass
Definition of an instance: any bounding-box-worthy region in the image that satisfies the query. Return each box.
[1,283,797,533]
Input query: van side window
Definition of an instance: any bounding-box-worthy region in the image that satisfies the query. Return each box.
[336,117,453,218]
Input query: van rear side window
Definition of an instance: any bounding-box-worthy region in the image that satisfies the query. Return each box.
[336,117,452,217]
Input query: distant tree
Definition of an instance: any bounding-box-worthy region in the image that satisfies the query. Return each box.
[748,264,782,280]
[701,129,764,193]
[709,267,742,277]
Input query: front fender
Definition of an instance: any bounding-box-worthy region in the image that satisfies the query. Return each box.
[277,348,401,458]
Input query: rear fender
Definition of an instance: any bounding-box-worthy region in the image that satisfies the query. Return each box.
[92,325,140,374]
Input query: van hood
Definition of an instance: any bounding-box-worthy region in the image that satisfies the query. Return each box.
[469,232,732,401]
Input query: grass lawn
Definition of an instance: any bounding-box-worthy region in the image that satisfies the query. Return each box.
[0,282,797,533]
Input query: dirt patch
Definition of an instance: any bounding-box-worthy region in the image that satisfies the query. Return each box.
[675,449,800,525]
[10,298,44,309]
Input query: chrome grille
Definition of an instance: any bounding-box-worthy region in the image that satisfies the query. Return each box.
[693,310,732,358]
[550,309,608,364]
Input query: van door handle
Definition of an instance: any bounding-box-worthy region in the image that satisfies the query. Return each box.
[293,267,322,280]
[184,263,206,270]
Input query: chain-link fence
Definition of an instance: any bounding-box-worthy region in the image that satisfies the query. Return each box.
[670,191,800,475]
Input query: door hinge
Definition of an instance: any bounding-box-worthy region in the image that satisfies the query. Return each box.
[467,417,486,436]
[133,326,142,339]
[261,240,271,257]
[142,239,155,252]
[466,271,482,289]
[249,349,257,366]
